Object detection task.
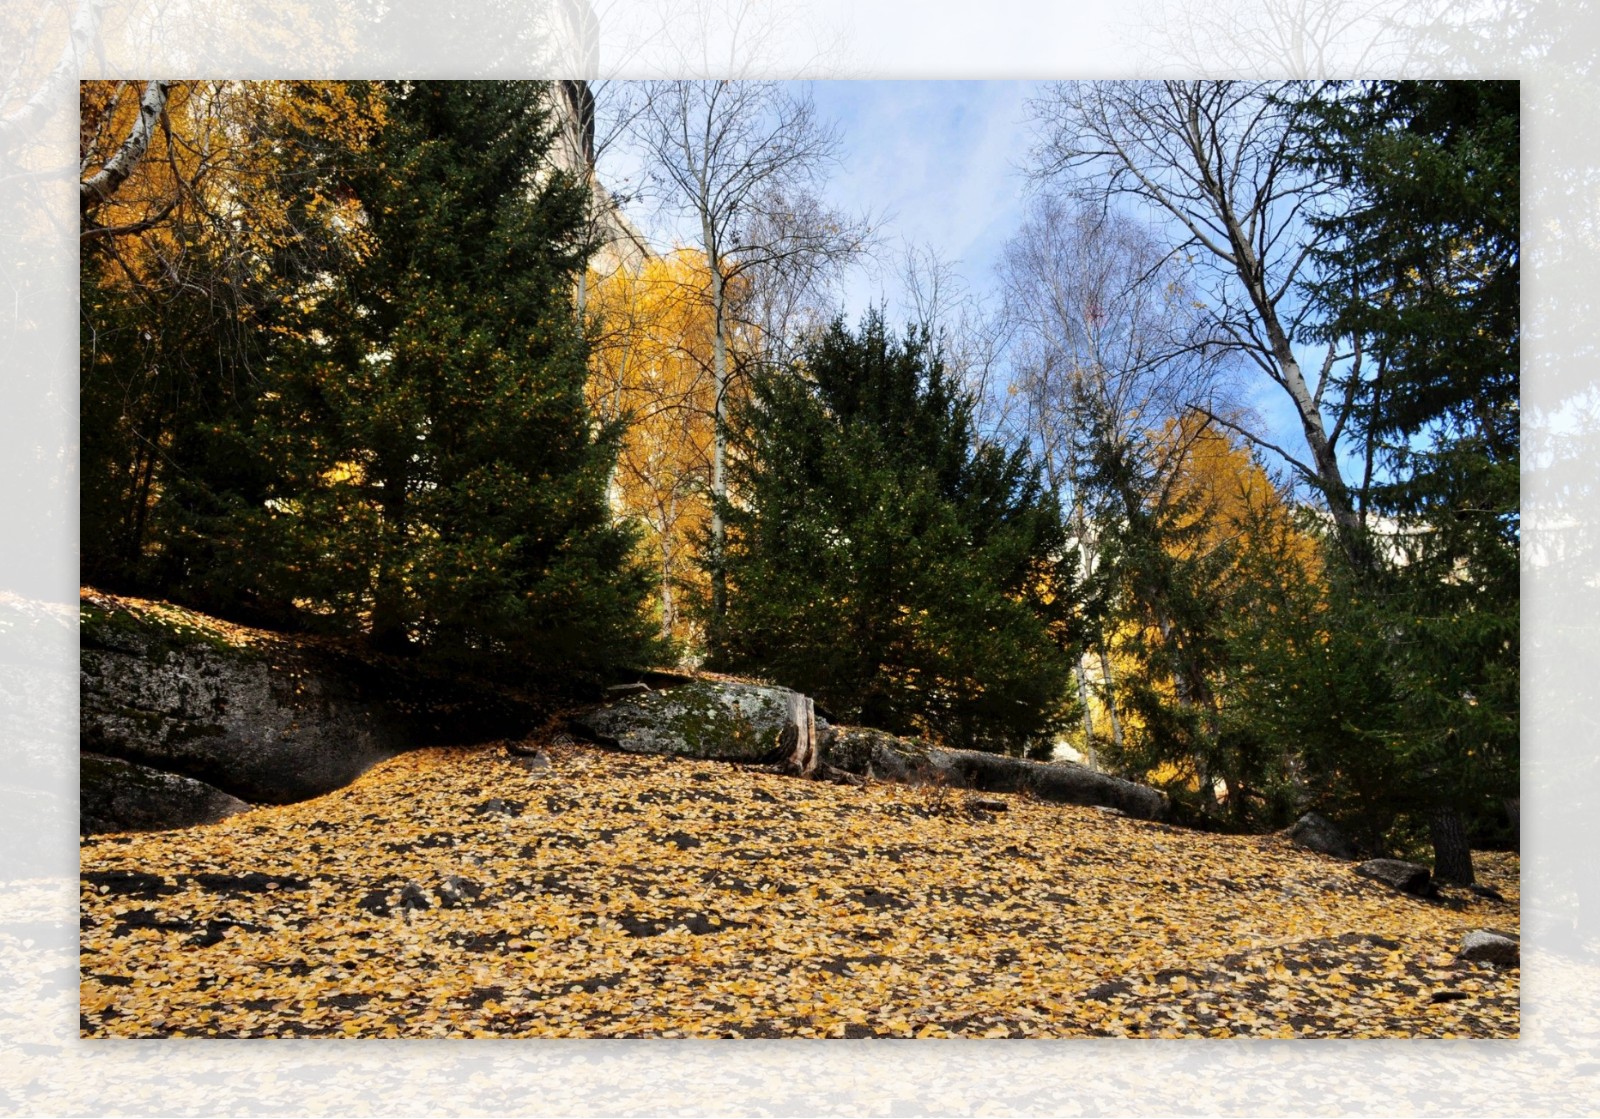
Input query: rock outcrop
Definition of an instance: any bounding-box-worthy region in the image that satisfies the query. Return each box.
[80,590,544,834]
[1285,812,1359,860]
[81,592,411,816]
[569,679,803,764]
[81,594,1170,834]
[80,753,251,833]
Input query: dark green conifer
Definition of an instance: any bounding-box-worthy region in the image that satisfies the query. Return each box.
[1300,80,1520,879]
[239,81,659,682]
[710,312,1080,754]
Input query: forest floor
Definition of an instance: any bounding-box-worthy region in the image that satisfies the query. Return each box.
[79,739,1520,1039]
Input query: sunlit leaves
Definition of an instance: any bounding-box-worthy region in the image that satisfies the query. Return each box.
[79,740,1518,1039]
[586,251,725,645]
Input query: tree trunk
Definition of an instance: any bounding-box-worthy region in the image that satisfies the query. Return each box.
[659,541,674,641]
[1098,647,1124,753]
[1504,796,1520,852]
[1428,804,1476,886]
[81,80,172,213]
[705,218,729,621]
[1228,229,1369,573]
[1076,659,1096,766]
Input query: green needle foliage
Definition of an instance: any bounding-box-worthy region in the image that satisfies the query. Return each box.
[709,312,1081,755]
[1299,80,1520,875]
[227,81,661,684]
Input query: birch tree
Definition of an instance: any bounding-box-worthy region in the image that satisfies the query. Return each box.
[1027,81,1368,566]
[630,80,873,620]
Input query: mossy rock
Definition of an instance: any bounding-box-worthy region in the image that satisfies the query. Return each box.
[80,592,408,806]
[826,726,931,782]
[570,680,797,762]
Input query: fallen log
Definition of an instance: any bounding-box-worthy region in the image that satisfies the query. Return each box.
[826,726,1169,821]
[571,680,1169,821]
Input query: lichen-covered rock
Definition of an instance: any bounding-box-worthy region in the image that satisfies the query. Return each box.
[826,726,930,782]
[1355,858,1433,896]
[80,752,250,834]
[569,679,800,762]
[81,591,409,806]
[1285,812,1359,860]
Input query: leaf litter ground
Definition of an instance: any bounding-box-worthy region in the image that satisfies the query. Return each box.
[80,741,1519,1038]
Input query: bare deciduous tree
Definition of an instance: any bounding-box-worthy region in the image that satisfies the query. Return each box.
[996,195,1230,761]
[630,78,873,618]
[1027,80,1368,564]
[897,241,1013,444]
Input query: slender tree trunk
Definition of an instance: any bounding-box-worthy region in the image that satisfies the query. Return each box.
[1076,659,1096,764]
[705,220,729,621]
[1222,216,1369,572]
[1428,804,1476,886]
[1098,647,1124,752]
[660,539,674,641]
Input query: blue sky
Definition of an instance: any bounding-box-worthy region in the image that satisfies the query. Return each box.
[804,80,1042,322]
[603,79,1362,492]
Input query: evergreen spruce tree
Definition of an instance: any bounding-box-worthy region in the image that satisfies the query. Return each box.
[710,312,1080,754]
[1071,399,1229,807]
[236,81,659,682]
[1302,80,1519,881]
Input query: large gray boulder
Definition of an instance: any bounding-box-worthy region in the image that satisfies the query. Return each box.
[1459,930,1520,966]
[81,592,409,806]
[826,726,931,782]
[569,679,803,762]
[80,753,251,834]
[1285,812,1359,860]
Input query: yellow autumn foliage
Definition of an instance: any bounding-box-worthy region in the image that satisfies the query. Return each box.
[80,81,385,305]
[587,250,741,647]
[1073,413,1324,778]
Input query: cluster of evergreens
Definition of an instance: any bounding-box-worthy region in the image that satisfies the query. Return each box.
[81,79,1517,879]
[709,314,1080,754]
[82,81,661,687]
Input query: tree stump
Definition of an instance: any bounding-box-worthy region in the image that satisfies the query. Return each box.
[778,691,820,779]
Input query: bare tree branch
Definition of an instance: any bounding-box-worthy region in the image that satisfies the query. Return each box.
[1186,401,1317,483]
[1027,80,1367,560]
